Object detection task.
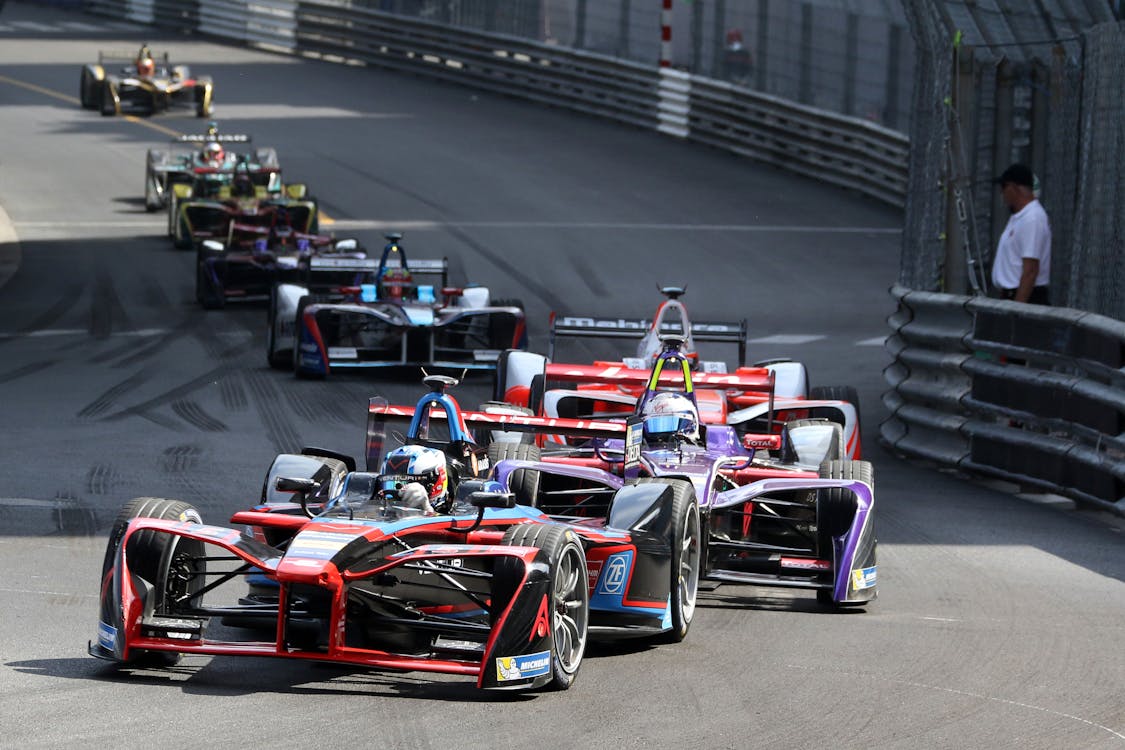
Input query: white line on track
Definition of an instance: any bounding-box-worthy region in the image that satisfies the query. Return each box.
[856,336,888,346]
[14,219,901,233]
[749,334,826,345]
[787,664,1125,740]
[0,587,98,599]
[0,328,168,339]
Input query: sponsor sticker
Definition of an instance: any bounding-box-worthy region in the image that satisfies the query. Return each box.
[851,566,877,590]
[496,650,551,682]
[623,417,643,469]
[97,621,116,651]
[328,347,358,359]
[598,553,629,595]
[473,350,501,362]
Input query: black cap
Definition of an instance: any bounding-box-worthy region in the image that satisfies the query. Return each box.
[995,163,1034,188]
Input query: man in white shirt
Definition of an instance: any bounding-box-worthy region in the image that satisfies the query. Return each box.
[990,163,1051,304]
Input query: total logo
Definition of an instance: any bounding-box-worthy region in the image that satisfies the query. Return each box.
[597,553,630,595]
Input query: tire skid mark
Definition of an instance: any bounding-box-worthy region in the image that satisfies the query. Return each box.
[0,359,56,385]
[96,311,206,367]
[443,225,567,311]
[90,268,132,341]
[161,444,202,474]
[172,398,229,432]
[139,273,172,309]
[85,463,119,495]
[283,382,326,422]
[220,373,249,412]
[243,369,303,453]
[100,362,237,423]
[0,284,85,346]
[78,368,151,419]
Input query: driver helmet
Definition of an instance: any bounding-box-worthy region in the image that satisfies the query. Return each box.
[640,391,700,443]
[381,445,449,509]
[203,141,225,165]
[136,46,155,77]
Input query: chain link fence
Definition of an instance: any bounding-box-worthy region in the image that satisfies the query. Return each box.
[897,0,1123,318]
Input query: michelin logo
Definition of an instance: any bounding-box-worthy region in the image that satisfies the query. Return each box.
[496,650,551,681]
[851,566,877,590]
[97,621,116,650]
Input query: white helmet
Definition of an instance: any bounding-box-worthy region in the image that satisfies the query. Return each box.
[641,392,700,442]
[381,445,449,508]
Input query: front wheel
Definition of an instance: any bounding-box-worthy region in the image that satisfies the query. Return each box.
[499,524,589,690]
[631,478,700,642]
[196,253,225,309]
[100,497,205,665]
[266,288,293,369]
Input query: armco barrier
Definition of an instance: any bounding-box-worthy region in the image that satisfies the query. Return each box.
[81,0,909,207]
[883,284,1125,515]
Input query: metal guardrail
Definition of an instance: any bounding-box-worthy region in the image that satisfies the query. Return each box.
[883,284,1125,516]
[82,0,909,207]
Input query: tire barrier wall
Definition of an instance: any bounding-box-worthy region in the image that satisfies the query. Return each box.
[883,284,1125,516]
[82,0,910,208]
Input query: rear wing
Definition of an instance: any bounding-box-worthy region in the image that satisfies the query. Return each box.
[176,134,251,144]
[548,313,747,364]
[365,400,627,471]
[308,256,448,284]
[98,50,170,66]
[542,362,774,394]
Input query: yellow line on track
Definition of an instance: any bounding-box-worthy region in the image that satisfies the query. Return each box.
[0,73,80,104]
[1,72,333,225]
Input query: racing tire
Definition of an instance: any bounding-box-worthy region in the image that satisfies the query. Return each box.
[100,497,205,666]
[780,418,844,465]
[195,83,213,118]
[144,151,167,212]
[816,460,874,606]
[100,82,118,117]
[630,477,701,643]
[810,385,860,417]
[293,295,325,380]
[174,213,194,250]
[487,442,540,506]
[498,524,588,690]
[79,68,97,109]
[266,288,293,370]
[196,252,225,310]
[488,298,525,350]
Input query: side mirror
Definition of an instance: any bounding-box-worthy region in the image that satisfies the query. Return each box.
[275,476,320,517]
[275,476,319,494]
[201,239,224,252]
[469,491,516,509]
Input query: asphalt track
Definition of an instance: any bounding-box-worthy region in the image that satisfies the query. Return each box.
[0,4,1122,748]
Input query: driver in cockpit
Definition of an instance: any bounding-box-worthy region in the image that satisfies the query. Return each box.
[380,444,452,515]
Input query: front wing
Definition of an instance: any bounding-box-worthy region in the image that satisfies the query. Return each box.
[295,302,526,375]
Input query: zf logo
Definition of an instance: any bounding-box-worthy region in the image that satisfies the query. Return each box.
[600,555,628,594]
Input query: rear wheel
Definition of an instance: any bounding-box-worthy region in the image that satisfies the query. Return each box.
[488,298,525,349]
[101,497,205,665]
[631,478,700,642]
[487,442,540,506]
[499,524,588,690]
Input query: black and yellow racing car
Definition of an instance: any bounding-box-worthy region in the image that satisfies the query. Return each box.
[79,44,213,117]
